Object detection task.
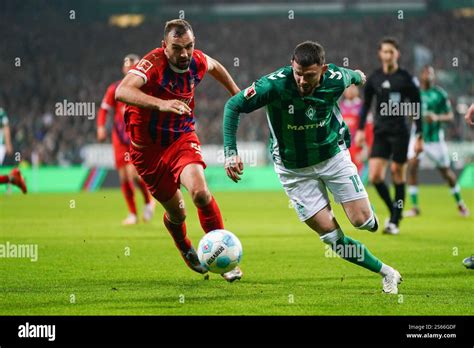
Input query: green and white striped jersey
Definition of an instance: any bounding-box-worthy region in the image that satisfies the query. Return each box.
[224,64,363,169]
[421,86,452,143]
[0,107,9,146]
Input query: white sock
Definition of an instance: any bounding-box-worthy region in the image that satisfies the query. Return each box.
[408,185,418,195]
[379,263,393,277]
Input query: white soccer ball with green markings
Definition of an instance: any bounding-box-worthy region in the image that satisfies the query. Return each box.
[197,229,243,274]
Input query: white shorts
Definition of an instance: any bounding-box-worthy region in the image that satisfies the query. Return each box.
[275,150,368,222]
[407,137,450,168]
[0,145,6,165]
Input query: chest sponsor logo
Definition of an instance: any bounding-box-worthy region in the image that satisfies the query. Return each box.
[287,120,326,131]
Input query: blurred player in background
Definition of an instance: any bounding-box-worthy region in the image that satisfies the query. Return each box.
[0,106,27,194]
[462,104,474,270]
[405,65,469,217]
[339,85,373,180]
[116,19,242,281]
[97,54,155,225]
[355,37,423,235]
[224,41,402,294]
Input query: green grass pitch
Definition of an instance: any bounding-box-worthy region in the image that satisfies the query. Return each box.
[0,186,472,315]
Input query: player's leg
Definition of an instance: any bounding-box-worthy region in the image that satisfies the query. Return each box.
[0,168,27,193]
[305,205,402,294]
[368,133,393,216]
[387,133,410,233]
[277,159,401,293]
[160,189,207,274]
[179,162,239,280]
[405,157,421,217]
[437,167,469,216]
[322,149,378,232]
[118,165,138,225]
[126,163,155,222]
[405,134,421,217]
[430,142,470,216]
[180,163,224,233]
[369,158,392,213]
[341,198,378,232]
[388,161,407,230]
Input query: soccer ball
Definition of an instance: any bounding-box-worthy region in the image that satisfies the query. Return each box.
[197,229,243,274]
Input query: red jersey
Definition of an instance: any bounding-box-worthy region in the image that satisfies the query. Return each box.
[125,47,208,149]
[97,80,130,145]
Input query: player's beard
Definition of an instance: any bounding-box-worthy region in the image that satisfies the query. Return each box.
[175,58,191,70]
[299,83,314,96]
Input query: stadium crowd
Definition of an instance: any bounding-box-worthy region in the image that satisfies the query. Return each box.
[1,5,472,165]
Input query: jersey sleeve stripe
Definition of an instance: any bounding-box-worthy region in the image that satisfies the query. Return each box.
[129,69,148,83]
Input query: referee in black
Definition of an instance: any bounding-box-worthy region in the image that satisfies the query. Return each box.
[355,37,423,235]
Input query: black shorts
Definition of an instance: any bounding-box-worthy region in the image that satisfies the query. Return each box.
[370,131,409,164]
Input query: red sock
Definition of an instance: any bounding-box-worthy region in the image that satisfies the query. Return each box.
[135,177,151,204]
[197,196,224,233]
[163,213,192,251]
[121,181,137,215]
[0,175,9,184]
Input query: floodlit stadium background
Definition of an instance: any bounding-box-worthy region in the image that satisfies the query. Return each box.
[0,0,473,192]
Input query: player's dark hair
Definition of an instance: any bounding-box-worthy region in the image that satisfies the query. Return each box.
[164,19,193,39]
[379,37,399,50]
[292,41,325,67]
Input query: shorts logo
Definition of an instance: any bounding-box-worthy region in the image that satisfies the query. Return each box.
[136,59,153,73]
[244,83,256,100]
[294,201,305,216]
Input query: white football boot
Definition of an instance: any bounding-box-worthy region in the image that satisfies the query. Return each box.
[383,218,400,235]
[222,267,243,283]
[122,213,138,225]
[143,200,156,223]
[382,269,402,294]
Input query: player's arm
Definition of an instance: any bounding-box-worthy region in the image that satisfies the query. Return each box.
[97,85,115,142]
[406,76,424,154]
[465,103,474,126]
[339,67,366,87]
[4,124,13,156]
[428,92,454,123]
[205,54,240,96]
[115,73,191,115]
[355,74,374,147]
[223,78,274,182]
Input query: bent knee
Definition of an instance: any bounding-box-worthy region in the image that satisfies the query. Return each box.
[167,211,187,224]
[190,188,211,207]
[351,209,374,229]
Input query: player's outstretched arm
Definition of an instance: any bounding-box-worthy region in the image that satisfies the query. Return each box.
[115,73,191,115]
[206,54,240,96]
[223,78,274,182]
[465,103,474,126]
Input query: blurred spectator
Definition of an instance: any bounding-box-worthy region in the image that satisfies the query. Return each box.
[0,3,472,165]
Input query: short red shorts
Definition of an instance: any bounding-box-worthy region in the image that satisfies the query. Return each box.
[130,131,206,202]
